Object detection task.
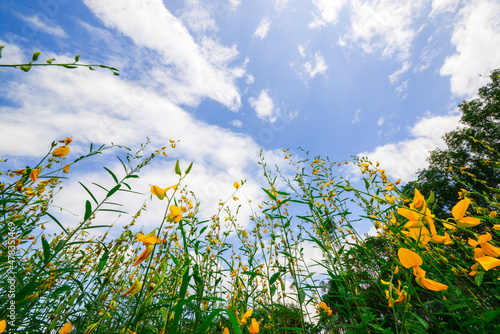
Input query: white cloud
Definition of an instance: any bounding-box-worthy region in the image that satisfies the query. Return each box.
[83,0,243,110]
[340,1,426,62]
[356,114,461,181]
[248,90,280,123]
[19,15,68,38]
[389,61,411,83]
[274,0,289,11]
[309,0,348,28]
[303,52,328,78]
[0,60,286,233]
[298,45,306,57]
[377,117,384,126]
[352,109,362,124]
[231,119,243,128]
[253,17,272,39]
[179,0,218,34]
[430,0,460,16]
[440,0,500,97]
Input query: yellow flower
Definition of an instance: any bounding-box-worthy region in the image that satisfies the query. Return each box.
[318,301,332,316]
[30,169,40,182]
[53,146,70,157]
[133,244,155,266]
[168,205,182,223]
[233,182,240,189]
[0,320,6,333]
[490,211,498,218]
[397,248,447,291]
[451,198,481,228]
[136,231,159,245]
[414,267,448,291]
[248,318,259,334]
[223,328,229,334]
[63,164,70,173]
[122,279,142,297]
[150,184,177,200]
[240,309,253,324]
[469,233,500,257]
[398,248,422,268]
[59,322,73,334]
[476,256,500,271]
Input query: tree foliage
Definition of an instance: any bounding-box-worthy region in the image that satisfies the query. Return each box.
[403,69,500,217]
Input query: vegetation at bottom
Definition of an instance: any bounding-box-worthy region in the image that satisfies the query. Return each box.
[1,48,500,333]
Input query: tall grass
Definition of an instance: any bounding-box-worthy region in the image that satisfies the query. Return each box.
[1,138,499,334]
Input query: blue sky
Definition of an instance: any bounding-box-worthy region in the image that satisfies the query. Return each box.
[1,0,500,236]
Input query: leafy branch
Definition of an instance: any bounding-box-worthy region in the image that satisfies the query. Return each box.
[0,46,119,76]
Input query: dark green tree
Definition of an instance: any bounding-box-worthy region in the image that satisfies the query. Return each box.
[403,68,500,217]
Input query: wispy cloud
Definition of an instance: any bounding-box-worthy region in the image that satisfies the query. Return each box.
[19,15,67,38]
[253,17,272,39]
[249,90,280,123]
[309,0,347,28]
[83,0,244,110]
[352,109,362,124]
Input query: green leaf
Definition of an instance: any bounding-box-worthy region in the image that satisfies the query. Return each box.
[62,64,77,69]
[269,272,280,286]
[74,55,80,63]
[103,166,119,184]
[475,271,484,286]
[427,190,435,204]
[44,212,68,235]
[20,65,31,72]
[46,58,55,64]
[175,160,181,176]
[196,309,223,334]
[106,184,121,197]
[41,236,51,265]
[0,45,4,58]
[97,251,109,274]
[79,182,98,204]
[185,162,193,175]
[88,66,95,70]
[84,200,92,221]
[32,51,41,62]
[364,178,370,190]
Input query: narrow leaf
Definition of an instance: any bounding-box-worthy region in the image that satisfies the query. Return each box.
[185,162,193,175]
[103,167,119,184]
[84,200,92,221]
[44,212,68,235]
[79,182,98,204]
[74,55,80,63]
[41,236,51,265]
[0,45,4,58]
[175,160,181,176]
[62,64,77,69]
[46,58,55,64]
[107,184,121,197]
[97,251,109,274]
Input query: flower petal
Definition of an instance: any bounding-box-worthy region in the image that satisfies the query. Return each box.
[456,217,481,228]
[416,276,448,291]
[477,256,500,271]
[452,198,470,220]
[398,248,423,268]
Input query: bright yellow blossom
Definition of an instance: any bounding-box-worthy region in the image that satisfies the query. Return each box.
[0,320,6,333]
[53,147,70,157]
[59,322,72,334]
[151,184,177,200]
[168,205,182,223]
[451,198,481,228]
[248,318,259,334]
